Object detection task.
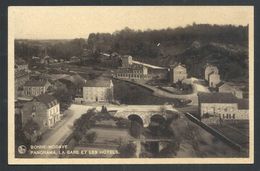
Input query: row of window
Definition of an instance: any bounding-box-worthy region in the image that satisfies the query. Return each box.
[203,106,235,113]
[49,105,59,116]
[222,114,235,119]
[117,73,144,78]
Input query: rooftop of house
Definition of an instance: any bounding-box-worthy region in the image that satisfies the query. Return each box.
[169,63,186,69]
[24,80,48,87]
[15,58,27,65]
[15,70,29,78]
[198,92,238,104]
[35,93,58,108]
[204,63,218,69]
[217,82,244,91]
[84,77,112,87]
[117,64,146,73]
[62,74,86,87]
[208,71,220,77]
[70,56,80,59]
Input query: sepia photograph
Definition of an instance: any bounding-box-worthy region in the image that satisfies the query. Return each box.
[8,6,254,164]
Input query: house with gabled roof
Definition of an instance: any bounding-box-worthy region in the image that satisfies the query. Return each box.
[83,77,113,102]
[23,79,51,97]
[217,82,243,99]
[169,63,187,83]
[198,92,249,123]
[21,94,61,132]
[204,64,219,81]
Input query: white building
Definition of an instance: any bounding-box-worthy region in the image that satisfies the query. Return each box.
[208,72,221,88]
[205,64,219,81]
[170,63,187,83]
[198,92,248,122]
[83,77,114,102]
[121,55,133,68]
[22,94,61,130]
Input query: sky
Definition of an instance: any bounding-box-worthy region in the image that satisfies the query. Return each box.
[9,6,253,39]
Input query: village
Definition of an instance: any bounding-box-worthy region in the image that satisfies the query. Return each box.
[14,47,249,158]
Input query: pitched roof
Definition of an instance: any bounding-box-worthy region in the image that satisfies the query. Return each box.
[198,92,238,103]
[84,77,112,87]
[36,94,58,108]
[15,58,27,65]
[24,80,48,87]
[15,70,29,78]
[204,63,219,69]
[170,63,186,69]
[217,82,243,91]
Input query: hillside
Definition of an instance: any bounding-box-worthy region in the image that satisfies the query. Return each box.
[15,24,249,82]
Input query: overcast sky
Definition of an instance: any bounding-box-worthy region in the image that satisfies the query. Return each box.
[9,6,253,39]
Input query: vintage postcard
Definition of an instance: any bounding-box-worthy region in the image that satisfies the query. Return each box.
[8,6,254,164]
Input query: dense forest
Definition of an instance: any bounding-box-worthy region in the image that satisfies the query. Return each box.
[15,23,249,81]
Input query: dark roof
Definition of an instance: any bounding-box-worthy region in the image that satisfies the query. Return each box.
[84,77,112,87]
[15,70,29,78]
[169,63,186,69]
[198,92,238,103]
[216,81,225,88]
[62,74,86,87]
[237,99,249,109]
[24,80,48,87]
[36,94,58,108]
[15,58,27,65]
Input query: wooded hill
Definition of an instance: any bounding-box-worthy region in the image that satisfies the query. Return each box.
[15,24,249,82]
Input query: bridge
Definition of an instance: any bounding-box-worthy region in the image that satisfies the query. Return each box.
[113,105,178,127]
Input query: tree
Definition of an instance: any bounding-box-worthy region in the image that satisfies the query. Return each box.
[85,131,97,143]
[23,119,40,143]
[117,142,137,158]
[72,109,97,144]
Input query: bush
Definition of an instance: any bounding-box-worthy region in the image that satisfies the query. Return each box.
[117,142,137,158]
[86,131,97,143]
[116,118,131,128]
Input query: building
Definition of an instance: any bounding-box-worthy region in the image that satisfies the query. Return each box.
[169,63,187,83]
[205,64,219,81]
[23,80,50,97]
[83,77,114,102]
[236,99,249,120]
[21,94,61,132]
[115,64,151,80]
[208,72,221,88]
[218,82,243,99]
[15,58,29,73]
[198,92,249,122]
[70,56,81,63]
[121,55,133,68]
[15,58,30,98]
[15,71,30,98]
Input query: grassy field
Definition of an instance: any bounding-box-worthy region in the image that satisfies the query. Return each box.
[113,79,179,105]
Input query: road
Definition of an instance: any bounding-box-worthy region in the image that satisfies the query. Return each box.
[37,104,176,146]
[38,105,98,146]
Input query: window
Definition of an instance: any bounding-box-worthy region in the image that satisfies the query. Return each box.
[233,114,235,119]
